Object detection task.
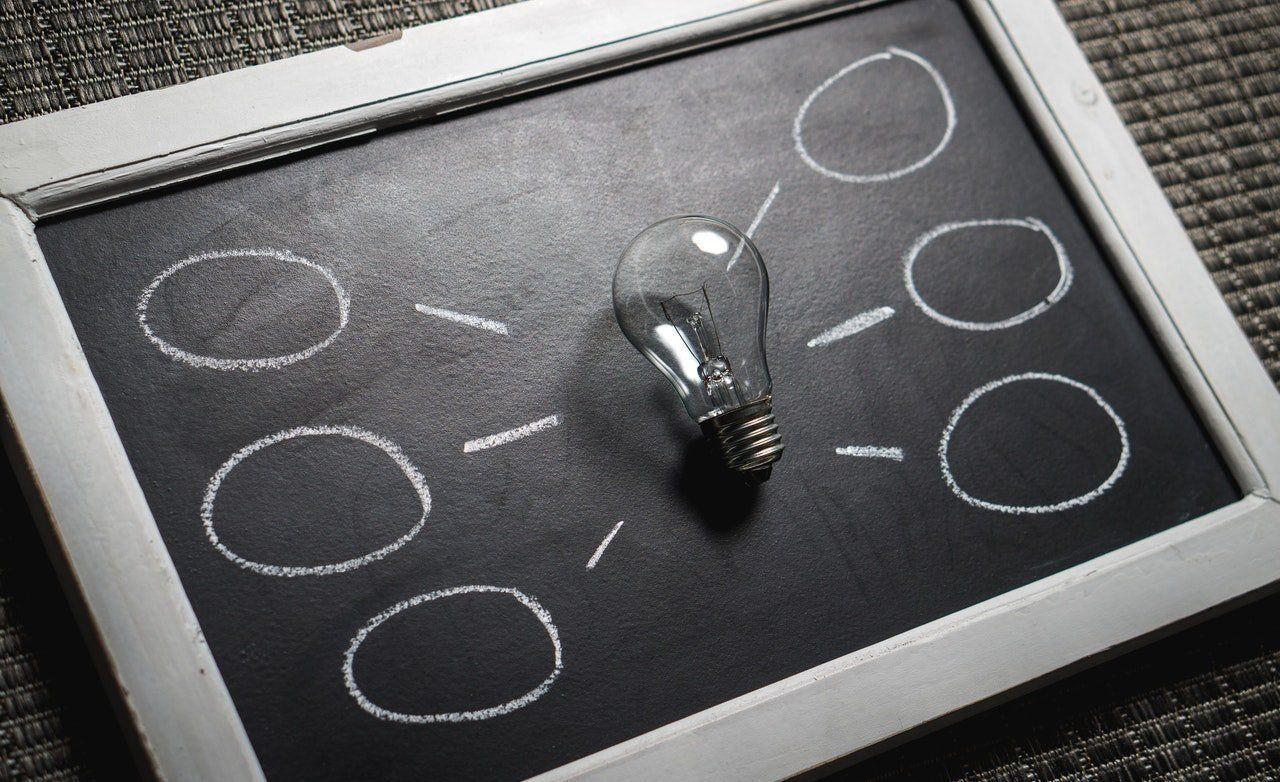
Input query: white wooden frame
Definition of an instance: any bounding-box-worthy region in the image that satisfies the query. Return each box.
[1,0,1277,779]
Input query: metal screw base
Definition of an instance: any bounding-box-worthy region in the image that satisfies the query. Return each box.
[700,396,784,482]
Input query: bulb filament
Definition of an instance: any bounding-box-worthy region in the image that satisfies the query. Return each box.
[661,285,742,411]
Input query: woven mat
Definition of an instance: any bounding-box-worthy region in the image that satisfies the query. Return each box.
[0,0,520,122]
[1064,0,1280,384]
[1,0,1279,780]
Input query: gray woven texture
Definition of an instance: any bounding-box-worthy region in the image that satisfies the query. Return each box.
[0,0,1278,779]
[0,0,519,122]
[1063,0,1280,384]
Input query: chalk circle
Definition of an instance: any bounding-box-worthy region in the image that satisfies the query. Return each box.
[137,248,350,371]
[904,218,1072,331]
[793,47,957,183]
[201,425,430,577]
[939,372,1130,515]
[343,585,563,724]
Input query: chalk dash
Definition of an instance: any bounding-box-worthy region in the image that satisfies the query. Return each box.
[415,303,509,335]
[836,446,904,461]
[586,521,625,570]
[463,414,562,453]
[808,306,895,348]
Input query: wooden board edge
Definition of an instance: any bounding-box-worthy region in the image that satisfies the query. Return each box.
[0,0,879,219]
[0,198,265,781]
[535,493,1280,780]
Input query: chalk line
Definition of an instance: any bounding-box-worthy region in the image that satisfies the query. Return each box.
[137,248,350,371]
[414,303,509,335]
[748,181,781,237]
[904,217,1072,331]
[201,425,430,577]
[586,521,625,570]
[793,47,956,183]
[727,180,782,271]
[836,446,904,461]
[343,585,562,723]
[463,413,562,453]
[938,372,1129,515]
[807,306,895,348]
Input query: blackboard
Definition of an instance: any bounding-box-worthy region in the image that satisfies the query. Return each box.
[35,0,1237,778]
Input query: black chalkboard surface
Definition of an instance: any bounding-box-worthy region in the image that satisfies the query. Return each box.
[36,0,1237,778]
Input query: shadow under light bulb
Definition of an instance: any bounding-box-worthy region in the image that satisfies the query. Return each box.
[613,215,784,482]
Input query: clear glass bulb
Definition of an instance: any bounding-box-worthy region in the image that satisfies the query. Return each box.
[613,215,784,480]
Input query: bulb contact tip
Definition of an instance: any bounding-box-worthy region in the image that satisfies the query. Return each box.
[701,397,784,481]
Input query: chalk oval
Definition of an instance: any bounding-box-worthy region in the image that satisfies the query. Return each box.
[201,425,430,576]
[939,372,1129,515]
[904,218,1072,331]
[137,248,350,371]
[793,47,956,183]
[343,586,563,723]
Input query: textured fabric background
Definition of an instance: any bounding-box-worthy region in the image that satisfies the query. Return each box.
[1062,0,1280,384]
[0,0,520,121]
[0,1,1278,779]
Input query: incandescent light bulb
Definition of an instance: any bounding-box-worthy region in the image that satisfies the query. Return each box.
[613,215,784,482]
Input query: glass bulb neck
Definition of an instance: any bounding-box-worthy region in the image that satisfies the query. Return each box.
[699,396,784,481]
